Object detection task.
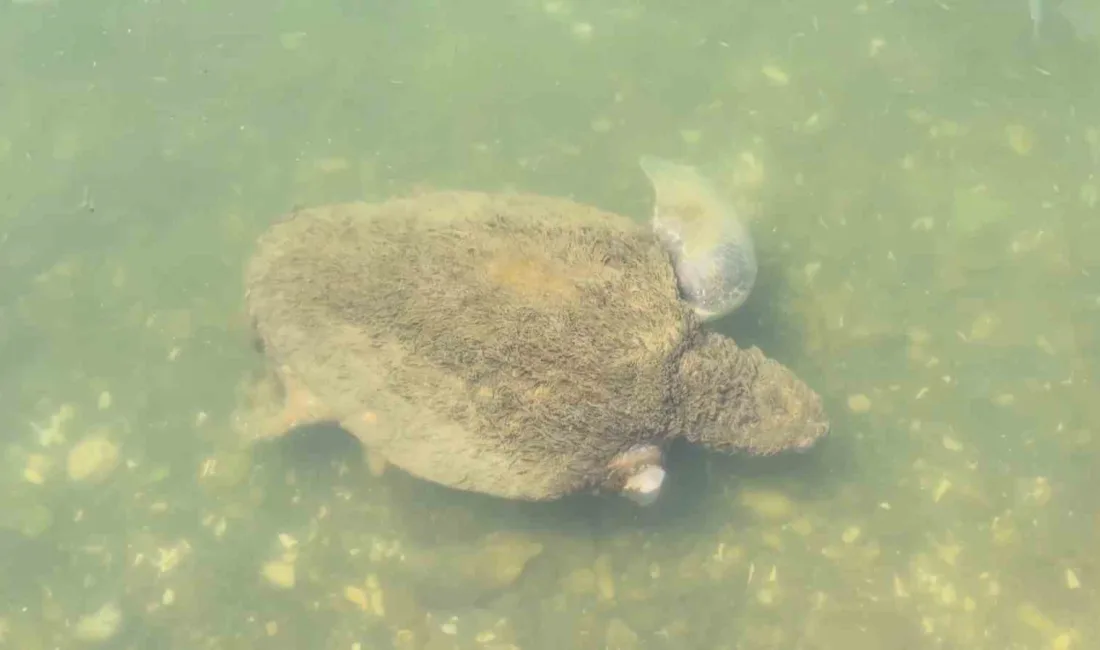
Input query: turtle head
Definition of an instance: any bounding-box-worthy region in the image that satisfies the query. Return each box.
[675,332,829,455]
[603,443,666,506]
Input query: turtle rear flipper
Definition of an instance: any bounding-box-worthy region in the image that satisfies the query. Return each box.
[338,411,391,477]
[231,365,333,444]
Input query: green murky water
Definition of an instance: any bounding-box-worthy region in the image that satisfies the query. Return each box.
[2,0,1098,647]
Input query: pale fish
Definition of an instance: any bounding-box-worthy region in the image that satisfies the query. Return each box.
[1028,0,1041,40]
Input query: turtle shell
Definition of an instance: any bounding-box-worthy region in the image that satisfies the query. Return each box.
[242,191,699,501]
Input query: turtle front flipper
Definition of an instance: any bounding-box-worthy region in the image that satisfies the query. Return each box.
[601,444,667,506]
[639,155,758,320]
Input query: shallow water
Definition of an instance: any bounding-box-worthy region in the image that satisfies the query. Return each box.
[1,0,1098,647]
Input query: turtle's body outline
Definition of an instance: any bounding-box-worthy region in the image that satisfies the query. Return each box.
[233,187,826,504]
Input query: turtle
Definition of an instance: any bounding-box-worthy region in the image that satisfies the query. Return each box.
[232,160,828,505]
